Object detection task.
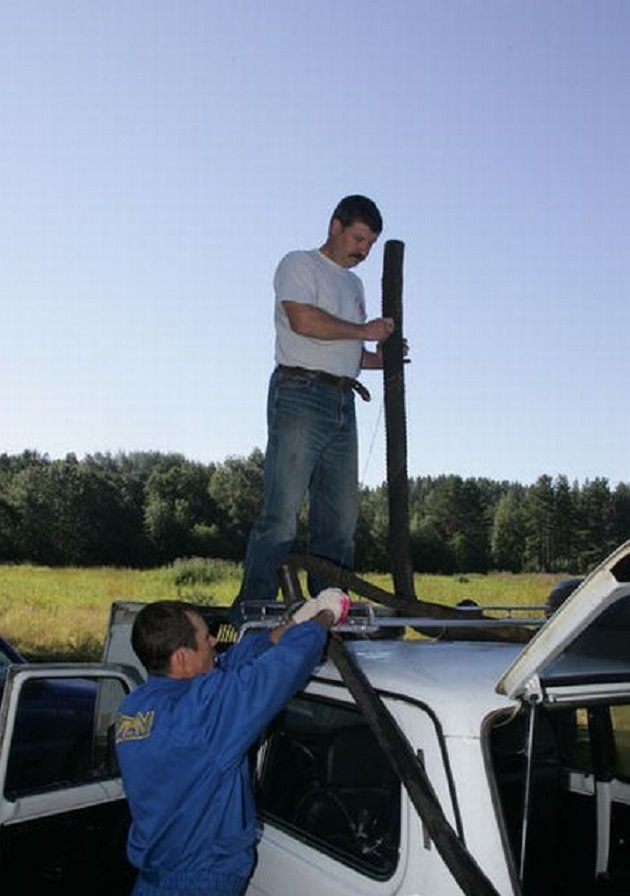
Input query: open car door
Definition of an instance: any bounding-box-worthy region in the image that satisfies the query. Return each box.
[499,538,630,703]
[0,663,140,894]
[494,539,630,893]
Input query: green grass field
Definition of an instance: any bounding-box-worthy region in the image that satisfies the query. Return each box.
[0,560,563,662]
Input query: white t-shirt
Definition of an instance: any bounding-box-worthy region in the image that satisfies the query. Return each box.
[273,249,366,378]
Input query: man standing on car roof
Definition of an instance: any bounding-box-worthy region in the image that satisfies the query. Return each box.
[231,195,396,618]
[115,590,349,896]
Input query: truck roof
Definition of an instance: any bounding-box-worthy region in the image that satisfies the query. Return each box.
[315,638,520,737]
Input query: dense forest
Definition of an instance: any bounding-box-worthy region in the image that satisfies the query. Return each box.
[1,450,629,575]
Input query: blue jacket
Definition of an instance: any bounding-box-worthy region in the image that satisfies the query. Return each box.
[115,621,327,886]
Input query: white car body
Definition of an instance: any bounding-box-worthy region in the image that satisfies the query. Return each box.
[243,539,630,895]
[249,640,521,896]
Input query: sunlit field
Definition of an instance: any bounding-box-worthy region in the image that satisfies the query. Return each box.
[0,561,563,662]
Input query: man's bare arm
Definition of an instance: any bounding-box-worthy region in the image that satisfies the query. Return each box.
[283,301,393,343]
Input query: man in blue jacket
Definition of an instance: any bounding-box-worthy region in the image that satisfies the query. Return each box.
[115,590,349,896]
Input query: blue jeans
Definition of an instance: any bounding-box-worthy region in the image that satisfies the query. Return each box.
[235,367,359,606]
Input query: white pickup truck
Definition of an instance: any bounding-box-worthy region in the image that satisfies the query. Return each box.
[2,540,630,895]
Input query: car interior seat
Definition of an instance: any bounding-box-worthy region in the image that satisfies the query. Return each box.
[292,724,400,868]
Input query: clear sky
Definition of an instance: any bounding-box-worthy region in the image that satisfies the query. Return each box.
[1,1,628,488]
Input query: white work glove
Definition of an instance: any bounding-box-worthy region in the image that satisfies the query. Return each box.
[291,588,351,625]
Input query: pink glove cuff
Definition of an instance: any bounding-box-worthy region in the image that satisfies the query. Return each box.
[336,593,351,625]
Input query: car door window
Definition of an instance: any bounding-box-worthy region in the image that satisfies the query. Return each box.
[5,675,127,799]
[257,694,400,879]
[610,705,630,779]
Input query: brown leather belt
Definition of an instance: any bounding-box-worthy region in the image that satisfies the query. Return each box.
[278,365,371,402]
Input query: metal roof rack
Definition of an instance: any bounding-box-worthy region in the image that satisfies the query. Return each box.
[197,553,548,650]
[201,600,547,650]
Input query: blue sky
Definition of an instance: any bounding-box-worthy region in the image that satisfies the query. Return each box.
[2,1,628,488]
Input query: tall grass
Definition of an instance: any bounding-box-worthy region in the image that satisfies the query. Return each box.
[0,560,241,661]
[0,561,562,662]
[366,570,560,608]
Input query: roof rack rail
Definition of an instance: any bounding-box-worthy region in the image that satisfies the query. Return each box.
[211,601,547,644]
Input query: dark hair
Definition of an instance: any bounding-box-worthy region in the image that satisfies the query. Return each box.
[131,600,198,674]
[331,195,383,234]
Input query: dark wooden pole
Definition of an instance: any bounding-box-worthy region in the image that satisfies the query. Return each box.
[381,239,416,600]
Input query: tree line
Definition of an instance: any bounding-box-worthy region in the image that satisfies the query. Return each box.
[1,450,629,575]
